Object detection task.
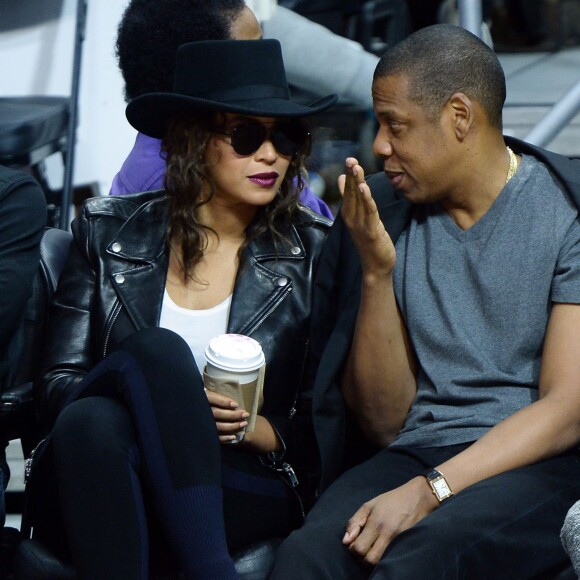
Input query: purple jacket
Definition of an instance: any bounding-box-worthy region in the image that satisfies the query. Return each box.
[110,133,334,219]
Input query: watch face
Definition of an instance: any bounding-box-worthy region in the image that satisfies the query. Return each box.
[423,469,454,502]
[432,476,452,500]
[433,478,450,495]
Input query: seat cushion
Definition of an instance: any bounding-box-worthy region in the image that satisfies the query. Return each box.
[13,539,77,580]
[0,96,69,160]
[13,536,282,579]
[233,537,282,579]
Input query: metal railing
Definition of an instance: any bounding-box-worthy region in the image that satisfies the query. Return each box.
[458,0,580,149]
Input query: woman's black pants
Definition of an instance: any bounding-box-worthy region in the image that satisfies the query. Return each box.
[34,328,301,580]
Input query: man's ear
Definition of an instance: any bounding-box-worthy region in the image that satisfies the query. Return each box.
[446,92,473,141]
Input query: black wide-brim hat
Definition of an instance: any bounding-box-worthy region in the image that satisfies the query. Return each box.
[126,39,338,139]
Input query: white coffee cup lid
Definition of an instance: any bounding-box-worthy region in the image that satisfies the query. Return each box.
[205,334,265,372]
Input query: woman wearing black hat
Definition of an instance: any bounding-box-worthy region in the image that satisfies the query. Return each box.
[30,39,336,579]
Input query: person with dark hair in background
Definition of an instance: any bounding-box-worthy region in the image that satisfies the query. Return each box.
[30,39,335,579]
[110,0,334,219]
[0,165,45,528]
[271,23,580,579]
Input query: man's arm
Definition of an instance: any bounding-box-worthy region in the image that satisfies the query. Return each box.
[438,301,580,492]
[343,301,580,565]
[339,158,417,446]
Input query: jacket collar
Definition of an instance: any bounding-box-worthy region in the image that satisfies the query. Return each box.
[245,217,306,262]
[106,194,308,263]
[230,217,307,335]
[106,194,169,263]
[106,194,309,334]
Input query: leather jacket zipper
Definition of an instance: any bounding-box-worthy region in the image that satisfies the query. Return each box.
[288,337,309,419]
[24,437,47,483]
[243,284,293,336]
[102,300,122,359]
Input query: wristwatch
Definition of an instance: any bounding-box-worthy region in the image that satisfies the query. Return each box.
[422,468,454,503]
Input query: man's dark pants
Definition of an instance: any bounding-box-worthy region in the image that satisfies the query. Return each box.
[271,444,580,579]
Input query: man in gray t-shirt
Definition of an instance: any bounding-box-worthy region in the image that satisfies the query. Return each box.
[271,24,580,580]
[393,154,580,448]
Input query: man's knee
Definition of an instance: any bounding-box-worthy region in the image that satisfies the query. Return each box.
[272,521,367,580]
[272,527,331,579]
[373,511,518,580]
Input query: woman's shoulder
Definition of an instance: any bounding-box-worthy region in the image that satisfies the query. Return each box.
[72,190,169,254]
[283,205,332,259]
[294,204,333,233]
[80,189,167,221]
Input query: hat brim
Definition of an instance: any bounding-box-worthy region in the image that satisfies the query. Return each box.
[126,93,338,139]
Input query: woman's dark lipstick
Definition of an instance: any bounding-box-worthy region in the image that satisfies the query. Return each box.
[248,172,279,188]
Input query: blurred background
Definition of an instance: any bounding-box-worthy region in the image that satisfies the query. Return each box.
[0,0,579,221]
[2,0,580,540]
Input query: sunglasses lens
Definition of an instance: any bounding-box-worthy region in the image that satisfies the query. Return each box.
[227,122,309,156]
[271,124,309,156]
[230,124,267,156]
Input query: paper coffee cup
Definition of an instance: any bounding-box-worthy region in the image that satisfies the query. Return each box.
[204,334,266,443]
[205,334,265,383]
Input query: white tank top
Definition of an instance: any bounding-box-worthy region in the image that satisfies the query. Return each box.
[159,289,232,375]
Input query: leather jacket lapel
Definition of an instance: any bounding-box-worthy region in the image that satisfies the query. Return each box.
[107,197,170,331]
[228,224,305,336]
[106,200,311,338]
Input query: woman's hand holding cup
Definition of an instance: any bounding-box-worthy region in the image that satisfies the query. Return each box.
[204,334,266,445]
[205,389,249,444]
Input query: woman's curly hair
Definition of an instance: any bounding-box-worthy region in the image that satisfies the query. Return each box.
[162,113,311,282]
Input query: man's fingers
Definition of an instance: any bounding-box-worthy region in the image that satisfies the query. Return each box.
[362,535,391,567]
[348,516,392,566]
[342,521,363,545]
[343,506,370,544]
[344,172,359,199]
[348,524,378,559]
[361,186,378,216]
[340,157,364,198]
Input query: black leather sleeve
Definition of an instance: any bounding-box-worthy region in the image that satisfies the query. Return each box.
[35,210,96,429]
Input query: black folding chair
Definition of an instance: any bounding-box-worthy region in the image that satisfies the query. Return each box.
[0,0,87,230]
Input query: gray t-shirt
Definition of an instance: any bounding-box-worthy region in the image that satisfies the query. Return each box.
[392,155,580,448]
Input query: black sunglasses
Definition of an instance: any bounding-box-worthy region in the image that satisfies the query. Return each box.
[216,121,310,157]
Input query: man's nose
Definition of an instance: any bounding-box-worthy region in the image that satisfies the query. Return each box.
[373,129,393,159]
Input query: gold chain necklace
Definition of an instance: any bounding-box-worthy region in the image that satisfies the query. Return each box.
[505,146,518,184]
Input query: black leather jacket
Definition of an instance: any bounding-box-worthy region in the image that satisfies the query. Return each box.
[37,190,330,472]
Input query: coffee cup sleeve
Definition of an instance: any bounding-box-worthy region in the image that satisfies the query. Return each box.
[249,364,265,431]
[203,365,266,432]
